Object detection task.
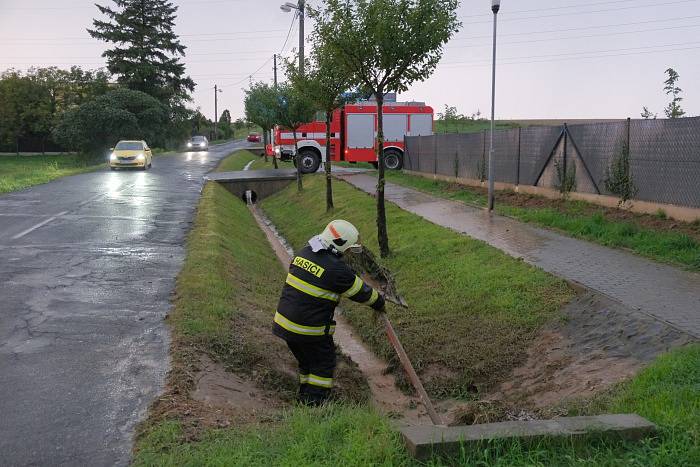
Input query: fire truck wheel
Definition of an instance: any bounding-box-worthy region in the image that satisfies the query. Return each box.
[383,149,404,170]
[298,149,321,174]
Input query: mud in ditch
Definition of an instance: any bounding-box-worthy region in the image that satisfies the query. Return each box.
[248,204,450,425]
[487,290,695,416]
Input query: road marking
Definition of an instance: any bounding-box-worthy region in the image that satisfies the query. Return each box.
[11,211,68,239]
[243,160,255,171]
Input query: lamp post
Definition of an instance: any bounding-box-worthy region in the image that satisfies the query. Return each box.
[280,1,305,76]
[487,0,500,212]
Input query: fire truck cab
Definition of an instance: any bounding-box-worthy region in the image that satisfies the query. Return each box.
[273,101,433,173]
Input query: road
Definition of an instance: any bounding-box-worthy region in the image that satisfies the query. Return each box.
[0,141,247,466]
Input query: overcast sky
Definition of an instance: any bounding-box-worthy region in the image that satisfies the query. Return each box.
[1,0,698,121]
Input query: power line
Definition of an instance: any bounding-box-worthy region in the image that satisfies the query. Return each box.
[459,0,666,19]
[439,42,700,68]
[460,0,699,26]
[452,14,700,41]
[447,23,700,50]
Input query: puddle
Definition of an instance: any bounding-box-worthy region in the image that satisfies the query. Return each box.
[192,355,280,412]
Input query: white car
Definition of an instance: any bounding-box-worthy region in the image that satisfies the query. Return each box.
[187,136,209,151]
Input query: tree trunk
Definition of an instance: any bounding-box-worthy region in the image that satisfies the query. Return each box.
[325,111,334,211]
[375,92,389,257]
[263,128,269,162]
[293,128,302,191]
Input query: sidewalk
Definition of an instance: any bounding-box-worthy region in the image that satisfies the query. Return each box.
[338,173,700,339]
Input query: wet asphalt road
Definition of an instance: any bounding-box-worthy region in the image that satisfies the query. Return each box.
[0,141,247,466]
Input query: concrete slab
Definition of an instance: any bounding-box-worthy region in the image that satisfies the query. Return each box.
[400,414,656,460]
[205,168,297,182]
[205,169,298,201]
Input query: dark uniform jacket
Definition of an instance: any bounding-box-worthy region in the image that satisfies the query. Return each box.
[273,244,385,342]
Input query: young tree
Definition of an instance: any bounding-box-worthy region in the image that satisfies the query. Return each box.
[275,83,316,191]
[88,0,194,105]
[286,46,355,211]
[640,106,657,119]
[663,68,685,119]
[311,0,460,257]
[244,82,281,167]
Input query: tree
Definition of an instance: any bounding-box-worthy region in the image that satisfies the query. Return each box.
[218,109,233,139]
[436,104,464,133]
[311,0,460,257]
[245,82,281,167]
[0,71,51,153]
[286,46,355,211]
[88,0,194,105]
[53,88,168,156]
[640,106,656,119]
[275,82,316,191]
[663,68,685,119]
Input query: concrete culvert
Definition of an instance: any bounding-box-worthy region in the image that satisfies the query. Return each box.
[243,190,258,205]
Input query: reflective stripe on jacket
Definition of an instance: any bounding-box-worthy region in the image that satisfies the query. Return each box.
[273,244,384,342]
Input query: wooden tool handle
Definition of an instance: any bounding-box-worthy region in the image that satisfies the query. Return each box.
[380,313,443,426]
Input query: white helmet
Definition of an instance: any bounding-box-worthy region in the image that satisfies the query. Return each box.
[319,219,360,253]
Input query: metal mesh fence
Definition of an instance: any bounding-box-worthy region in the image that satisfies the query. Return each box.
[630,118,700,208]
[404,116,700,209]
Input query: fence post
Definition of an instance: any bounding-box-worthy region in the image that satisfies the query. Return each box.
[516,127,521,186]
[454,151,459,178]
[417,136,421,172]
[434,135,438,175]
[626,117,631,149]
[563,123,568,179]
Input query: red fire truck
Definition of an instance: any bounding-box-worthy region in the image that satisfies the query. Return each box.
[272,101,434,173]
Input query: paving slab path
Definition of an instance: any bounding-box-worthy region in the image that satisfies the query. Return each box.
[0,141,250,466]
[338,173,700,339]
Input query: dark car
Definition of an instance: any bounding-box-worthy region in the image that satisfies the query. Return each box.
[247,132,261,143]
[187,135,209,151]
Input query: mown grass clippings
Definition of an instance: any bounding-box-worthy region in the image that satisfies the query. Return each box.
[385,171,700,271]
[261,175,573,398]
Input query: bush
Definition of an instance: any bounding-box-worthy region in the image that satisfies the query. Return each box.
[53,88,168,155]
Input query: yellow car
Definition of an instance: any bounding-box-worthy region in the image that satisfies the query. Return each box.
[109,140,153,170]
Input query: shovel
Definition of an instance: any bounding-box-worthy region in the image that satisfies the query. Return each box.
[345,248,443,426]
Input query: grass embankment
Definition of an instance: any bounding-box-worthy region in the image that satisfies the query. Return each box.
[386,172,700,271]
[0,154,103,193]
[135,345,700,466]
[135,160,699,464]
[261,175,573,398]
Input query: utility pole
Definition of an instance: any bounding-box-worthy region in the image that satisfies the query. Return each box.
[213,85,222,141]
[273,53,278,88]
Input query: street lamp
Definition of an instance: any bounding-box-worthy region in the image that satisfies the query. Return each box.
[487,0,500,211]
[280,1,305,75]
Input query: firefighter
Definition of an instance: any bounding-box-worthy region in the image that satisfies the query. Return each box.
[273,219,385,405]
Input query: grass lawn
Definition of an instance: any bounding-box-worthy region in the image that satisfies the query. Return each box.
[214,149,259,172]
[261,175,574,398]
[434,119,518,134]
[0,154,104,194]
[385,171,700,271]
